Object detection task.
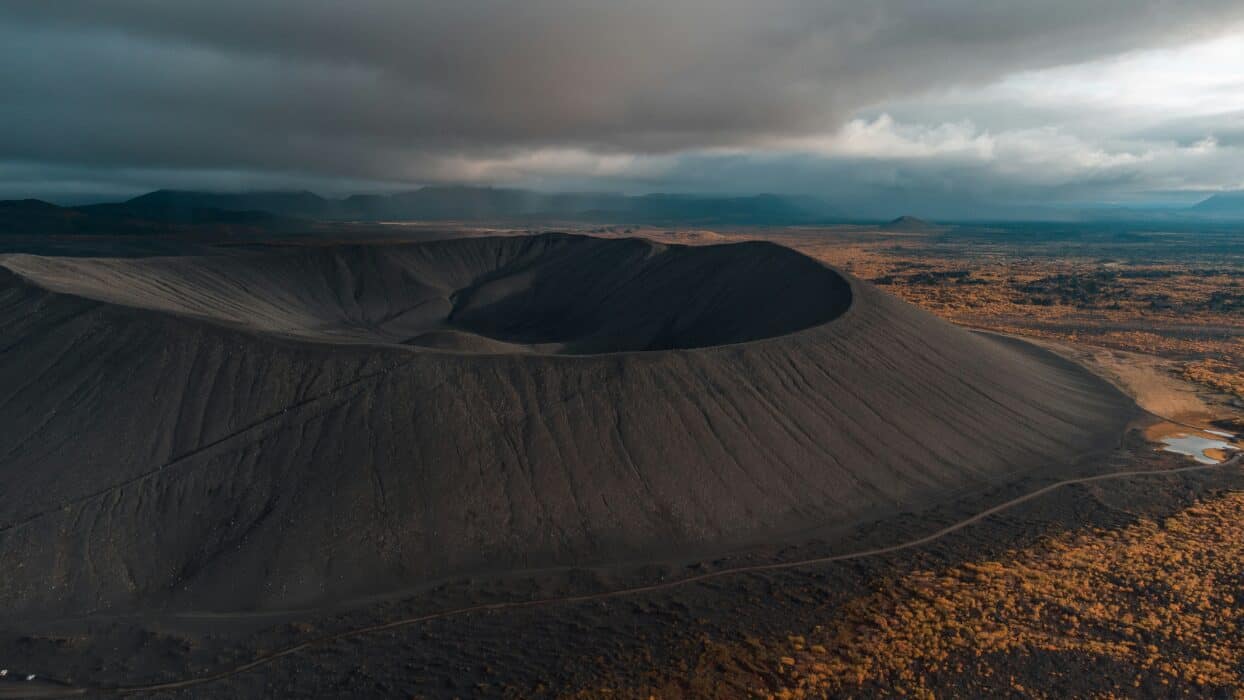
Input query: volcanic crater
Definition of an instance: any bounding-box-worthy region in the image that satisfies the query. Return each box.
[0,233,1136,616]
[2,233,851,355]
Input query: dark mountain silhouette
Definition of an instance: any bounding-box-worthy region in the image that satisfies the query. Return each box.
[880,215,943,231]
[1188,191,1244,218]
[0,199,90,235]
[40,187,839,225]
[0,197,284,237]
[117,189,330,219]
[340,186,620,220]
[0,199,62,213]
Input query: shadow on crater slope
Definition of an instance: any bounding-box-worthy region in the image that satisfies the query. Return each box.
[0,233,1137,617]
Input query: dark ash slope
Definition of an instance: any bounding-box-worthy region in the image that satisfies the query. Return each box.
[0,234,1135,617]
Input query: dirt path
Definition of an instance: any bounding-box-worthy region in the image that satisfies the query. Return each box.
[12,454,1235,699]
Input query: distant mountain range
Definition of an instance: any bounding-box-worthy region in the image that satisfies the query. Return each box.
[0,186,847,237]
[1187,191,1244,218]
[112,187,839,224]
[0,197,286,237]
[2,186,1244,239]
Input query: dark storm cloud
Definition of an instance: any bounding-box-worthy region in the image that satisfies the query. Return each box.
[2,1,1244,197]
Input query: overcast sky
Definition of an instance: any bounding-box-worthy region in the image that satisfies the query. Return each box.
[3,1,1244,216]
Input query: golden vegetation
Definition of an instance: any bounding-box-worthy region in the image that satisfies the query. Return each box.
[1183,359,1244,401]
[759,230,1244,401]
[574,492,1244,698]
[761,493,1244,696]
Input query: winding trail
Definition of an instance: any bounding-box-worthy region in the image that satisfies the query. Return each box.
[17,452,1236,698]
